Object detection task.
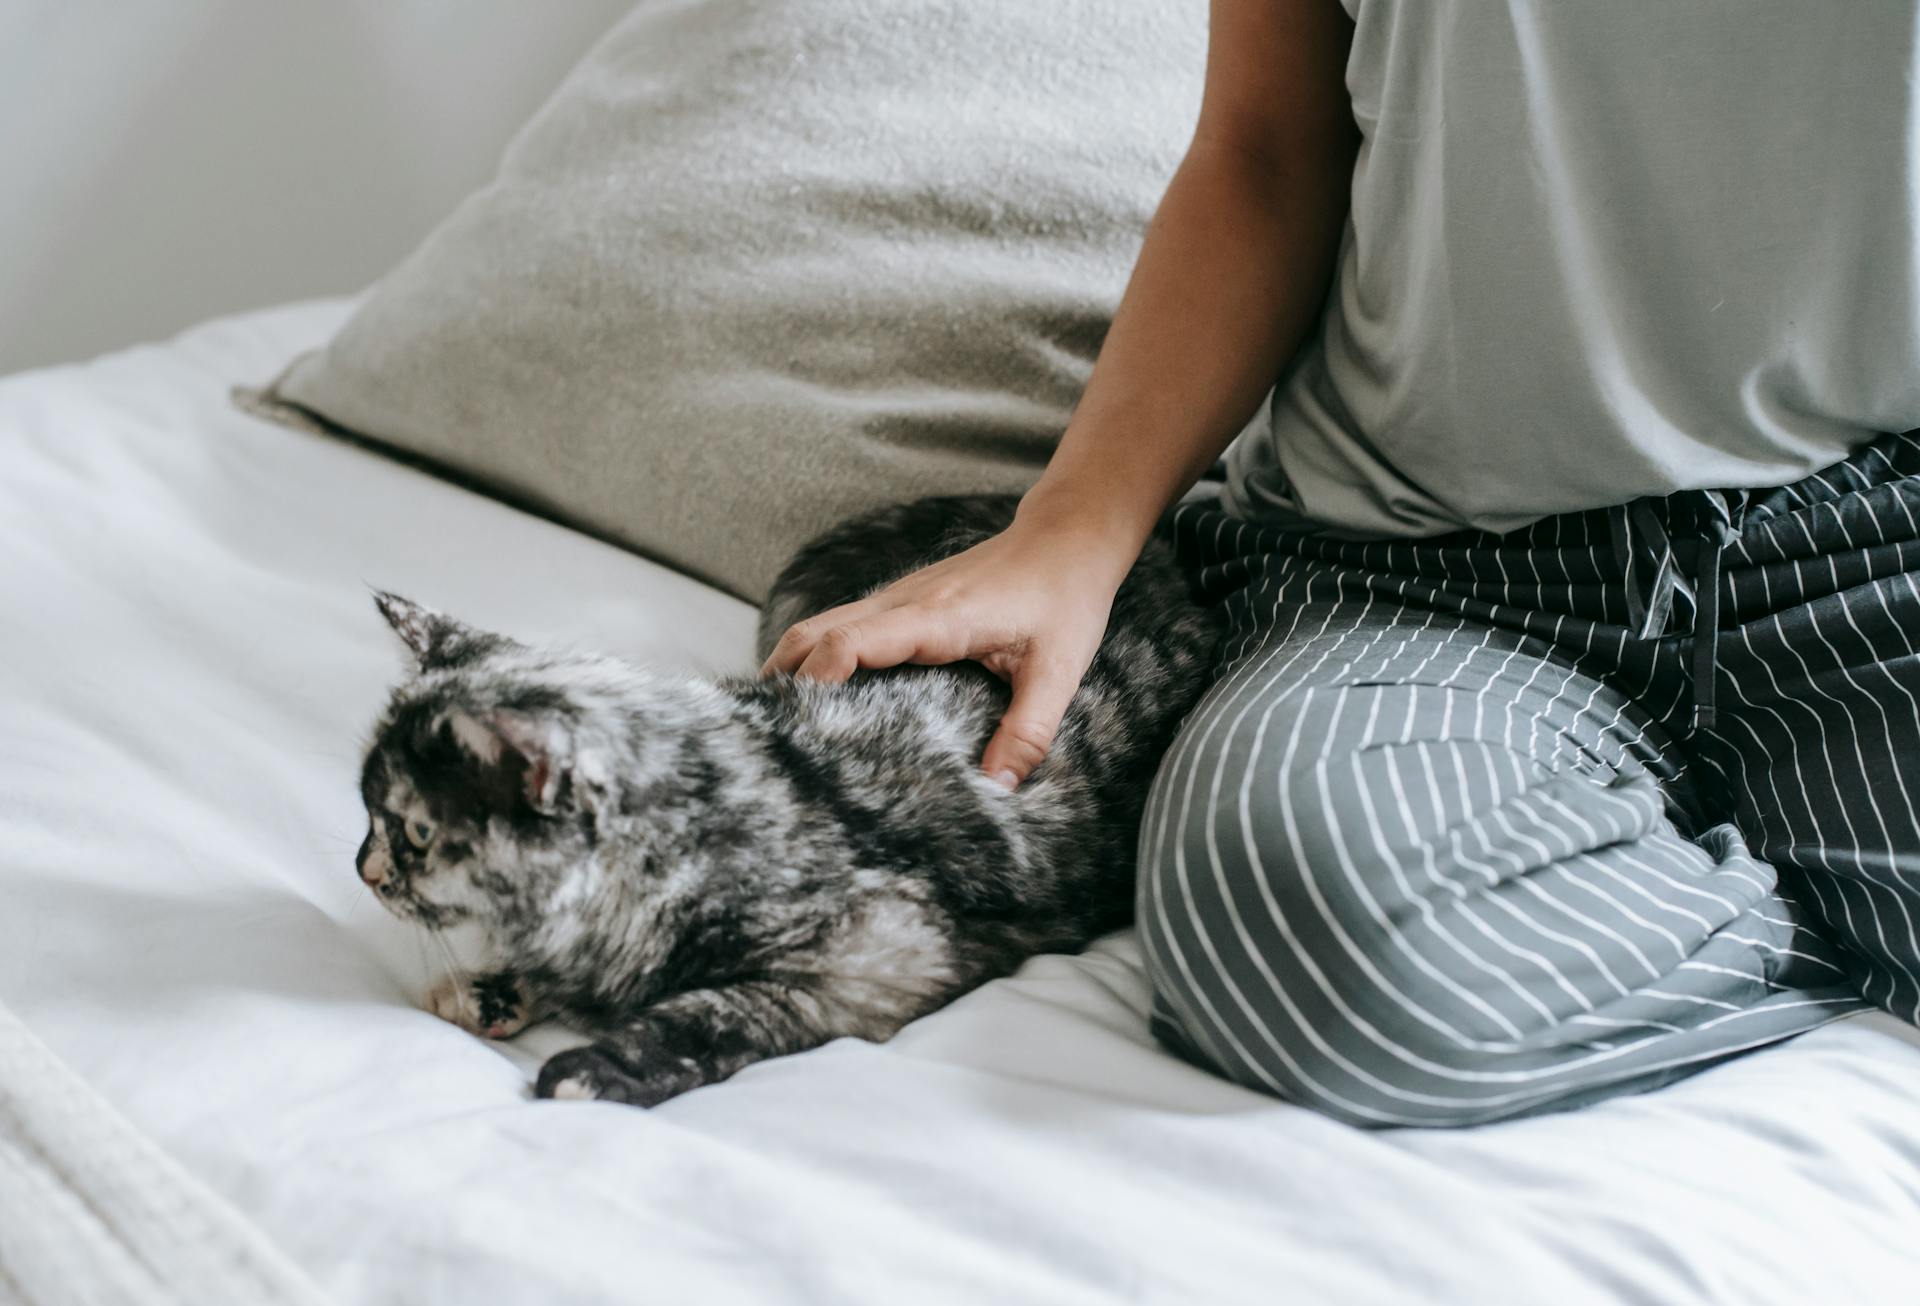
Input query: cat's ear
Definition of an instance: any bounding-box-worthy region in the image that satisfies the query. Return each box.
[373,591,491,672]
[445,708,573,816]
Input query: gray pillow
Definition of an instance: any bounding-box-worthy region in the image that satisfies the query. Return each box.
[245,0,1207,601]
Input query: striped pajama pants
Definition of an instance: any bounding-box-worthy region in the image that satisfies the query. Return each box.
[1138,430,1920,1127]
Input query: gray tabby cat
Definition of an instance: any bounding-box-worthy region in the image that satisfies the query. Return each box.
[355,495,1221,1105]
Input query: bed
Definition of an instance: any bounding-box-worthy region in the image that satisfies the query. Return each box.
[4,300,1920,1304]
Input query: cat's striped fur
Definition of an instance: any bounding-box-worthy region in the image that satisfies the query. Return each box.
[356,495,1221,1106]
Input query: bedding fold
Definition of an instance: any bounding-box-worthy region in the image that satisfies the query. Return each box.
[0,999,333,1306]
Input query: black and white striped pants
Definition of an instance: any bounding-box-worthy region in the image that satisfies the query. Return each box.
[1139,430,1920,1127]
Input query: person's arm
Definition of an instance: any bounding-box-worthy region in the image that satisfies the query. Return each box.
[762,0,1358,788]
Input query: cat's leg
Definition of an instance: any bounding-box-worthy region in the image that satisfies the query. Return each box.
[535,980,858,1106]
[424,969,539,1039]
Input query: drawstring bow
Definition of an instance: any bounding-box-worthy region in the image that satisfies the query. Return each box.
[1606,490,1743,733]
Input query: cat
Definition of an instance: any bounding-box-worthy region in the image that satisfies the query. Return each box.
[355,494,1223,1106]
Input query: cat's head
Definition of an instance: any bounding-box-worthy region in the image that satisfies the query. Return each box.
[354,592,630,931]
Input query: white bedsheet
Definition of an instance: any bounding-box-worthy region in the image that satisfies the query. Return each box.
[3,301,1919,1305]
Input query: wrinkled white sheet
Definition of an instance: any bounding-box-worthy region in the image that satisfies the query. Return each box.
[3,301,1919,1305]
[0,997,332,1306]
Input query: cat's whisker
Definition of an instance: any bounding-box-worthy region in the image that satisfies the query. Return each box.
[427,925,470,993]
[407,923,434,996]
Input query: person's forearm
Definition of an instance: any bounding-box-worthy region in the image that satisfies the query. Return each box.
[1017,134,1355,566]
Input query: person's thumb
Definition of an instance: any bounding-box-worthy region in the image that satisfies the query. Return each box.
[981,658,1083,791]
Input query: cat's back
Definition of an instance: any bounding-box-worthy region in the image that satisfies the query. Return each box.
[748,495,1226,944]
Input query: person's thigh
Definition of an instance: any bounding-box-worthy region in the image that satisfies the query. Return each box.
[1702,431,1920,1023]
[1138,559,1862,1127]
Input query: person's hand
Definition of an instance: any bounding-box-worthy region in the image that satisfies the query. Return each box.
[759,509,1139,789]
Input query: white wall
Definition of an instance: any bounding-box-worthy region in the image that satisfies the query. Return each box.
[0,1,632,375]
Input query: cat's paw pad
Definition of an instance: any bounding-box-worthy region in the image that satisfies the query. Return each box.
[534,1043,704,1108]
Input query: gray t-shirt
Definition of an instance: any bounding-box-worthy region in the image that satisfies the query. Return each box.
[1226,0,1920,536]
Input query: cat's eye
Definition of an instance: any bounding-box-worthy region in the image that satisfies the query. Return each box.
[406,819,435,851]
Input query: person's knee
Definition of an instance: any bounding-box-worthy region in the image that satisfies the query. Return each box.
[1243,718,1436,956]
[1137,710,1551,1128]
[1139,688,1425,972]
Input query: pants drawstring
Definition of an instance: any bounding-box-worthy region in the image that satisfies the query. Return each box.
[1606,490,1743,733]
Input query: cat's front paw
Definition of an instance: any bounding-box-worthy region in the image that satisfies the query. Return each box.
[425,972,531,1039]
[534,1041,704,1107]
[471,972,533,1038]
[425,974,484,1034]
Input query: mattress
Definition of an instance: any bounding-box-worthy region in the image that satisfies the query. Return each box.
[3,300,1919,1305]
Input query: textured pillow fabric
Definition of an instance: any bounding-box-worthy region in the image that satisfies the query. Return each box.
[249,0,1208,601]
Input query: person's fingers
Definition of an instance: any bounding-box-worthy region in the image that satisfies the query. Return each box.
[762,617,827,678]
[759,595,886,677]
[790,605,963,684]
[761,542,998,677]
[981,655,1084,790]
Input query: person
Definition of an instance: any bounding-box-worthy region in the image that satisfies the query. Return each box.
[762,0,1920,1126]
